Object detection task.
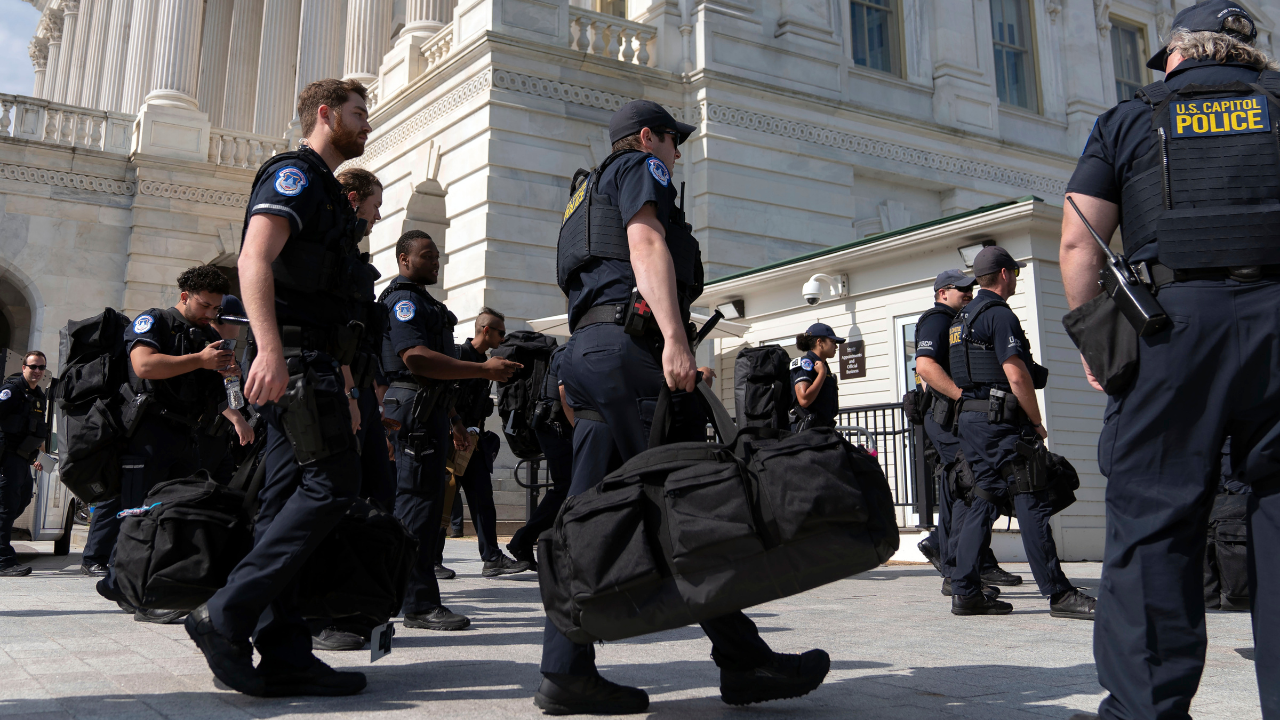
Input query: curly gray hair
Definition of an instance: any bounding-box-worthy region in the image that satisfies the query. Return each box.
[1166,14,1278,71]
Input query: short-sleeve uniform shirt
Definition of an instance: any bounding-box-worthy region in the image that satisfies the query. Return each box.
[124,308,223,409]
[790,350,839,424]
[566,152,681,329]
[961,290,1032,399]
[382,277,455,382]
[914,303,958,377]
[0,376,44,447]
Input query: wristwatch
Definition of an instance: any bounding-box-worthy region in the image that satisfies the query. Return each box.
[346,387,359,400]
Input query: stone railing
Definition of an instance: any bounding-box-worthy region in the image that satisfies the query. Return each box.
[0,94,134,155]
[207,128,289,169]
[568,9,656,67]
[421,23,455,75]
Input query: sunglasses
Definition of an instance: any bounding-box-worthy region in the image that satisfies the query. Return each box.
[25,364,46,371]
[655,129,683,148]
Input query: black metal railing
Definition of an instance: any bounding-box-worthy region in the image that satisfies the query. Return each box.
[835,402,934,527]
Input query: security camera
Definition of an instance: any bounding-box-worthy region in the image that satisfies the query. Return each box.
[803,279,823,305]
[801,274,847,306]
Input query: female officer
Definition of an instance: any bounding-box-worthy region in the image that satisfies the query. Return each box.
[791,323,843,430]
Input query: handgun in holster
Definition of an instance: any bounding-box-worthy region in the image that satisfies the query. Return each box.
[403,431,436,459]
[1004,437,1050,495]
[987,388,1019,424]
[277,371,350,465]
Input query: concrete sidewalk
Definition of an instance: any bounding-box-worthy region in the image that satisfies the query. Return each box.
[0,545,1261,719]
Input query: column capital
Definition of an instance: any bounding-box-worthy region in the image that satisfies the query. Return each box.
[29,38,49,69]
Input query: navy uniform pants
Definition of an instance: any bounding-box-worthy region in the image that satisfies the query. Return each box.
[82,498,121,567]
[357,389,394,510]
[205,353,360,671]
[438,431,501,563]
[384,385,450,615]
[924,416,996,576]
[1093,281,1280,720]
[542,323,773,676]
[952,411,1073,600]
[0,451,34,567]
[508,423,572,558]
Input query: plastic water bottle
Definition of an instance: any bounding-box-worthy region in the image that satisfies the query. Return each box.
[225,375,245,410]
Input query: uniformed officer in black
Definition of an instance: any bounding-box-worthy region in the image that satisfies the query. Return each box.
[789,323,842,429]
[435,308,530,577]
[379,230,520,632]
[542,99,829,714]
[0,351,47,578]
[187,79,373,698]
[1060,3,1280,716]
[913,271,1020,593]
[947,246,1095,620]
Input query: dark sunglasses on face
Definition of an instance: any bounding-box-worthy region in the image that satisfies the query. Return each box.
[656,129,682,147]
[25,364,46,371]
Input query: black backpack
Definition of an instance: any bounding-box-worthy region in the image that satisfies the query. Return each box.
[56,308,132,503]
[1205,491,1250,611]
[492,331,559,459]
[538,383,899,643]
[733,345,792,430]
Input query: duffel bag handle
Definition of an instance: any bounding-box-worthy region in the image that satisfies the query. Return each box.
[648,377,740,449]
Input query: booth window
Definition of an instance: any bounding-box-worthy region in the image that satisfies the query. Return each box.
[990,0,1038,110]
[1111,20,1148,101]
[851,0,900,76]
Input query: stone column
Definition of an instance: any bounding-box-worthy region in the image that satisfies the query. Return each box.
[344,0,391,85]
[36,10,63,101]
[29,40,49,99]
[381,0,451,97]
[253,0,303,138]
[98,0,132,113]
[196,0,234,127]
[221,0,264,132]
[119,0,157,115]
[63,0,99,107]
[78,0,114,109]
[132,0,212,162]
[287,0,346,143]
[404,0,452,35]
[51,1,80,105]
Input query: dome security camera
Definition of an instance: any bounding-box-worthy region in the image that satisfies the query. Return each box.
[801,274,846,306]
[803,279,823,305]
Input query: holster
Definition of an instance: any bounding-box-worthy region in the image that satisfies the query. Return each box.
[403,431,436,459]
[1002,439,1052,495]
[276,370,352,465]
[986,389,1022,424]
[789,404,816,432]
[120,385,154,438]
[930,392,956,428]
[13,435,43,463]
[1062,292,1139,395]
[409,382,448,432]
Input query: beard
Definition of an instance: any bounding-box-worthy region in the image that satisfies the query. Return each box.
[331,112,366,160]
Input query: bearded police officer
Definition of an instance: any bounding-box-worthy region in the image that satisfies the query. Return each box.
[186,79,373,697]
[379,231,520,632]
[0,352,48,578]
[947,247,1095,620]
[913,271,1020,594]
[1060,2,1280,717]
[542,99,830,714]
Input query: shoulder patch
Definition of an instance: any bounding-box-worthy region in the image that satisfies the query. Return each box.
[0,389,9,401]
[789,358,802,370]
[800,358,814,371]
[647,157,670,186]
[274,166,309,196]
[394,300,416,322]
[133,314,154,334]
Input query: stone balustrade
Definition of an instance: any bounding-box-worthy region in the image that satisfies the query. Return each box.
[567,9,656,67]
[0,94,134,155]
[420,23,455,75]
[207,128,289,169]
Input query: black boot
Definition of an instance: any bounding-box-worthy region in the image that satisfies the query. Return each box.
[80,563,108,577]
[135,608,188,624]
[1049,589,1096,620]
[95,578,136,614]
[260,657,367,697]
[183,604,264,696]
[917,539,943,575]
[434,563,456,580]
[951,593,1013,616]
[312,627,367,651]
[403,605,470,631]
[720,649,831,706]
[482,552,531,577]
[534,673,649,715]
[981,566,1024,586]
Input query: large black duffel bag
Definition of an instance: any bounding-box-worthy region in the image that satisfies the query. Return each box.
[538,383,899,643]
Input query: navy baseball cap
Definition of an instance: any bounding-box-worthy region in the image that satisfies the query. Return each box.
[933,269,976,292]
[609,100,696,145]
[805,323,846,344]
[971,246,1026,276]
[1146,0,1257,71]
[217,294,245,320]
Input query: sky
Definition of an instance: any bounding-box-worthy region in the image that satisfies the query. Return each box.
[0,0,42,97]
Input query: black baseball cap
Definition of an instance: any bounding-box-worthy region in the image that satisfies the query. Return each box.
[608,100,696,145]
[933,269,976,292]
[805,323,846,344]
[971,246,1026,276]
[1146,0,1257,71]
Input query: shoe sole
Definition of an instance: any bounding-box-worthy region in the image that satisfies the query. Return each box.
[403,619,471,631]
[312,640,368,651]
[1049,611,1095,620]
[0,569,33,577]
[721,678,826,706]
[482,568,529,577]
[533,693,648,715]
[951,606,1013,616]
[263,679,367,697]
[982,577,1024,586]
[435,572,457,580]
[135,612,188,624]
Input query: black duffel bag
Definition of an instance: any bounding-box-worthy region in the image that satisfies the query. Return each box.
[538,383,898,644]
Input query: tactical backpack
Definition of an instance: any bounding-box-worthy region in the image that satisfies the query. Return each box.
[538,383,899,643]
[733,345,792,430]
[1204,491,1250,611]
[56,308,132,503]
[492,331,559,459]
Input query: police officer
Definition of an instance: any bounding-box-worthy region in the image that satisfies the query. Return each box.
[435,307,529,577]
[946,246,1095,620]
[379,230,520,632]
[1060,3,1280,716]
[0,352,48,578]
[789,323,842,430]
[542,99,829,714]
[913,271,1021,593]
[186,78,373,697]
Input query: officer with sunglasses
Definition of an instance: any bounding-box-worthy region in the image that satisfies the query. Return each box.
[0,352,48,577]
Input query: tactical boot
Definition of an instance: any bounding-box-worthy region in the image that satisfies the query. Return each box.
[135,608,188,624]
[184,604,264,696]
[981,566,1024,586]
[507,542,538,571]
[312,627,367,651]
[720,649,831,706]
[941,577,1000,598]
[951,593,1013,616]
[917,539,943,575]
[95,578,136,614]
[403,605,470,631]
[1050,589,1097,620]
[434,563,456,580]
[260,656,366,697]
[80,563,108,577]
[534,673,649,715]
[482,552,531,577]
[0,563,32,577]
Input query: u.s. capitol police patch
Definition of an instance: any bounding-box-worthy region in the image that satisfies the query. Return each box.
[647,157,670,186]
[0,389,10,401]
[800,358,814,371]
[394,300,416,322]
[133,315,154,334]
[274,166,308,196]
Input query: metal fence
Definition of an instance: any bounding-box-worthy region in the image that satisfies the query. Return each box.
[835,402,930,518]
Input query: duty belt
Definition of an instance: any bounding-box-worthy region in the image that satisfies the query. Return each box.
[574,303,627,332]
[248,323,364,365]
[1135,262,1280,288]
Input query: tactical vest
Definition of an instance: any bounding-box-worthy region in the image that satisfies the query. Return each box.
[377,278,457,380]
[0,376,47,455]
[244,146,367,325]
[948,295,1015,389]
[915,305,958,376]
[557,150,704,315]
[1120,70,1280,268]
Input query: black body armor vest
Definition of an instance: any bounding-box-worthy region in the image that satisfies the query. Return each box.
[950,295,1013,389]
[556,150,704,314]
[377,278,457,380]
[1120,71,1280,268]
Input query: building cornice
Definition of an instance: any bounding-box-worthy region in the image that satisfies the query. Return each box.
[351,69,494,169]
[0,161,134,195]
[136,180,246,207]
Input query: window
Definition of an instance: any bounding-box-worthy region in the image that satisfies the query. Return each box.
[990,0,1038,110]
[1111,21,1148,100]
[595,0,626,17]
[850,0,899,75]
